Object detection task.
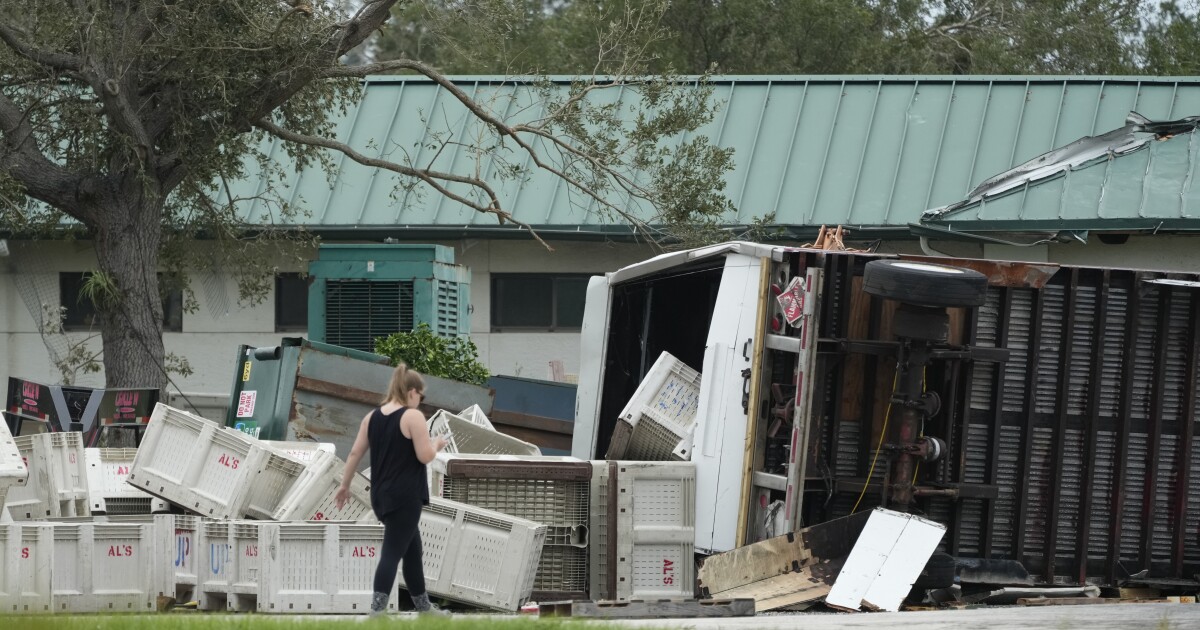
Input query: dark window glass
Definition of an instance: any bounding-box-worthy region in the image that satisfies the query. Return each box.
[60,272,183,332]
[491,274,590,331]
[60,272,98,330]
[275,273,309,331]
[555,277,589,328]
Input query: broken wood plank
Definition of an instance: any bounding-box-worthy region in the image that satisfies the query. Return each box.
[1019,596,1197,606]
[538,598,755,619]
[698,510,870,612]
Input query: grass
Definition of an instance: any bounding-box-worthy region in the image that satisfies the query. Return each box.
[0,614,626,630]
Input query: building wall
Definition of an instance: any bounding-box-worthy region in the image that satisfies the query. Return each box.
[1,235,1193,403]
[0,238,656,400]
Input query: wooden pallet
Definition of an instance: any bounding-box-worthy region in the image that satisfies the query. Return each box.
[539,598,756,619]
[1018,596,1197,606]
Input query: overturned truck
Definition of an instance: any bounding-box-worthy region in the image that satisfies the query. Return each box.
[572,242,1200,586]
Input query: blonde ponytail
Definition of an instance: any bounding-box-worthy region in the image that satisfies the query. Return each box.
[383,361,425,405]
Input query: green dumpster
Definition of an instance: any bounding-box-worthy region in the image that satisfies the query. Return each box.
[225,337,493,461]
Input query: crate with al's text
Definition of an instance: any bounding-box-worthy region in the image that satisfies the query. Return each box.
[5,432,88,520]
[0,521,158,613]
[256,522,399,614]
[589,460,696,602]
[127,404,307,519]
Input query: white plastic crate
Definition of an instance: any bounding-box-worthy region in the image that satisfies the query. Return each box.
[256,522,399,614]
[272,450,375,522]
[406,496,546,611]
[457,404,495,431]
[152,514,201,605]
[45,521,159,612]
[196,520,233,611]
[590,461,696,601]
[196,520,266,611]
[261,440,336,462]
[0,419,28,506]
[588,461,612,601]
[226,521,265,612]
[610,351,702,461]
[84,448,170,515]
[6,432,89,520]
[430,453,591,600]
[0,523,53,613]
[238,447,309,520]
[127,404,278,519]
[428,409,541,457]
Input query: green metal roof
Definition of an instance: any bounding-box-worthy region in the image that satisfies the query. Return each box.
[232,75,1200,239]
[920,113,1200,235]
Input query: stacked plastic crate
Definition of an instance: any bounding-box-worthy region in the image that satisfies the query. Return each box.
[605,351,703,461]
[129,403,546,614]
[428,409,541,456]
[127,405,312,520]
[2,401,551,615]
[5,432,89,520]
[0,418,27,520]
[431,453,592,601]
[84,448,170,515]
[589,460,697,602]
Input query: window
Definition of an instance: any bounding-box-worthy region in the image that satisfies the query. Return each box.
[275,273,309,332]
[491,274,590,332]
[60,272,183,332]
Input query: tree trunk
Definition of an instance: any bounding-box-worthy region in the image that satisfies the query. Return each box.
[93,195,167,391]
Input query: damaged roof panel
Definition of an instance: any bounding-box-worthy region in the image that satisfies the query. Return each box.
[921,114,1200,233]
[224,76,1200,239]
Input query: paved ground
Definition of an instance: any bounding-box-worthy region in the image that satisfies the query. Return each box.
[585,603,1200,629]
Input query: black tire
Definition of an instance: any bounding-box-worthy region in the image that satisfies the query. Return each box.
[911,551,957,590]
[863,259,988,308]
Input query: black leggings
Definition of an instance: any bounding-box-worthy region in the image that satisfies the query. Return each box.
[373,503,427,596]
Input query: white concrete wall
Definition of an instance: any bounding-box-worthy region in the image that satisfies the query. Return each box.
[0,238,655,400]
[2,234,1194,402]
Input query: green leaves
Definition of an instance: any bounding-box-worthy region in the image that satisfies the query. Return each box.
[373,323,490,386]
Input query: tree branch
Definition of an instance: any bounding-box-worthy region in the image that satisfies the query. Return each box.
[245,0,399,124]
[0,92,90,220]
[253,116,553,250]
[321,59,659,238]
[0,23,84,73]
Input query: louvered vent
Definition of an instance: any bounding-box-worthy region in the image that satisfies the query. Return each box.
[324,280,415,352]
[436,280,460,337]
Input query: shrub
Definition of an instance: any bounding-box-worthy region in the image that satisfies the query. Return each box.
[373,323,489,386]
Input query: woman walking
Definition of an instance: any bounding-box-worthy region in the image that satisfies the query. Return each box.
[335,362,448,616]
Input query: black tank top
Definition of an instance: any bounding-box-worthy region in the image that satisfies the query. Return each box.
[367,406,430,518]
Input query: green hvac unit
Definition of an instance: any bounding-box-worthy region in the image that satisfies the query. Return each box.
[307,244,470,352]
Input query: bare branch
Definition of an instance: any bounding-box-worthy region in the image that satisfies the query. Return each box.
[322,59,660,237]
[253,116,553,250]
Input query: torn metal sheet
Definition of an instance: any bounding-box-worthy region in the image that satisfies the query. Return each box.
[825,508,947,612]
[923,112,1200,223]
[966,585,1101,605]
[698,511,870,612]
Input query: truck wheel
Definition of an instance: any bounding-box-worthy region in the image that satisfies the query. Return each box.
[863,260,988,308]
[912,551,957,590]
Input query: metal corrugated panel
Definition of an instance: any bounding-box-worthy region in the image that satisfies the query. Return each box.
[809,250,1200,585]
[226,76,1200,235]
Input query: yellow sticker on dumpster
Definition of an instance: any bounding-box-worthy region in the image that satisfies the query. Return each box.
[242,361,251,382]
